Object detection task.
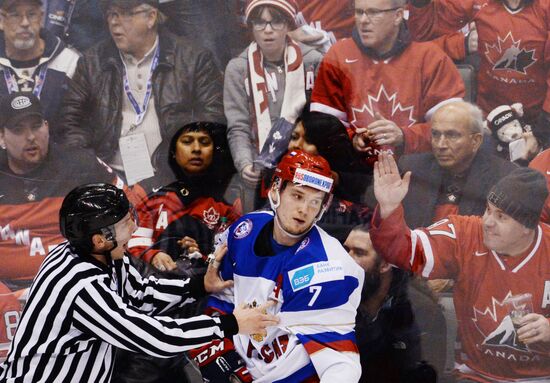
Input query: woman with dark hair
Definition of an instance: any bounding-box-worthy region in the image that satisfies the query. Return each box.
[129,122,240,272]
[224,0,323,212]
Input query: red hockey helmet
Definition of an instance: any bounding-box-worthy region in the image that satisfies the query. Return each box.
[272,150,334,193]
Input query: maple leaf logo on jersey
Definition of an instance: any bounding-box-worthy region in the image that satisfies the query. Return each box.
[202,207,220,230]
[472,292,530,353]
[351,85,416,130]
[484,32,536,75]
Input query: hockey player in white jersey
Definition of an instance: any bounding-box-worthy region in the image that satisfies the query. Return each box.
[189,150,364,382]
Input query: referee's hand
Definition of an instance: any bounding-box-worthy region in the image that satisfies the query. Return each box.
[234,300,279,336]
[204,244,234,293]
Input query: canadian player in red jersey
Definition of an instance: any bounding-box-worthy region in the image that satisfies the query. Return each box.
[408,0,550,146]
[370,152,550,382]
[311,0,465,159]
[529,148,550,223]
[0,282,21,363]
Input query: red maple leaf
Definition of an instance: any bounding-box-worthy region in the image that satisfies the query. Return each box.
[350,85,416,130]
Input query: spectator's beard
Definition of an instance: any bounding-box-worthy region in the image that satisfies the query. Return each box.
[13,36,37,51]
[361,259,383,298]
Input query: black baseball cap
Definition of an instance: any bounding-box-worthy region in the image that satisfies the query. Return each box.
[0,93,44,130]
[0,0,43,11]
[100,0,159,10]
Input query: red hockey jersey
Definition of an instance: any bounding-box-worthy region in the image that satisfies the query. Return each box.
[0,282,21,362]
[129,188,240,263]
[371,206,550,381]
[529,148,550,224]
[295,0,354,41]
[408,0,550,122]
[310,38,465,154]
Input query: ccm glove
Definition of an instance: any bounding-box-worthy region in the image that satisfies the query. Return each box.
[188,338,252,383]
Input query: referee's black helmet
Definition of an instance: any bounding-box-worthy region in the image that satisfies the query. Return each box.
[59,183,130,243]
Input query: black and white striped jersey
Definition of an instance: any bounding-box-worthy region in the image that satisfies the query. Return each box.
[0,242,236,382]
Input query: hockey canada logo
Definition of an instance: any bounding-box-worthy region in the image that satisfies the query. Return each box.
[351,85,416,130]
[484,32,536,75]
[472,292,533,356]
[202,207,220,230]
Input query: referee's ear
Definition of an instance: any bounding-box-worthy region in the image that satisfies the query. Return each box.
[91,233,110,252]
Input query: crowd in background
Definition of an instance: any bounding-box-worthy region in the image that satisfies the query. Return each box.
[1,0,550,382]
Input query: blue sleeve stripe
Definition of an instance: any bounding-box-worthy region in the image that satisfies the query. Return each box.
[206,296,234,314]
[297,331,357,344]
[272,361,317,383]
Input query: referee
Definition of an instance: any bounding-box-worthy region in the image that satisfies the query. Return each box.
[0,183,277,382]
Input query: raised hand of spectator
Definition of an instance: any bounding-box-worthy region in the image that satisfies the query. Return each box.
[241,164,262,188]
[177,236,201,258]
[374,152,411,219]
[152,252,177,271]
[368,112,404,147]
[517,313,550,345]
[233,300,279,336]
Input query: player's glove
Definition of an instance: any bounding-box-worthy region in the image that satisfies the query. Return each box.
[188,338,253,383]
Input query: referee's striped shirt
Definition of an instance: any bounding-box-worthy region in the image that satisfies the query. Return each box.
[0,242,237,382]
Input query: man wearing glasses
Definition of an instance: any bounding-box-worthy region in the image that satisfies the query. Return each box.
[59,0,225,188]
[0,0,79,137]
[311,0,465,161]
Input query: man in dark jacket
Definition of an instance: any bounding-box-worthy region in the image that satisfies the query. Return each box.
[59,0,224,184]
[0,0,80,132]
[399,101,517,229]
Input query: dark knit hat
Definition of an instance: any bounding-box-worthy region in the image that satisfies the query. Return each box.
[100,0,159,11]
[487,167,548,229]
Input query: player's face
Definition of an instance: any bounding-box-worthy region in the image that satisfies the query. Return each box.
[344,230,380,272]
[482,202,532,254]
[274,183,325,239]
[106,5,156,58]
[1,3,43,52]
[288,122,319,155]
[431,106,483,174]
[251,7,290,61]
[174,130,214,175]
[354,0,403,54]
[0,115,49,174]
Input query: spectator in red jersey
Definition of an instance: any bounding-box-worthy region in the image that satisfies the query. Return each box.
[311,0,465,163]
[0,92,125,292]
[371,153,550,382]
[128,122,240,272]
[529,148,550,224]
[408,0,550,149]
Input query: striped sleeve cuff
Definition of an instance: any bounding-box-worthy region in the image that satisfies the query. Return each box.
[218,314,239,337]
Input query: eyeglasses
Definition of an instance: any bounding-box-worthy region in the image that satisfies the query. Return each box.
[251,19,287,31]
[105,8,150,22]
[354,7,401,21]
[3,10,42,24]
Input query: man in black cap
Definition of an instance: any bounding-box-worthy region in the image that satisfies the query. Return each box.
[0,92,123,292]
[59,0,225,188]
[0,0,79,131]
[371,152,550,382]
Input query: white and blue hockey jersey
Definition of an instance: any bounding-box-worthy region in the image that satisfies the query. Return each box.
[208,211,364,383]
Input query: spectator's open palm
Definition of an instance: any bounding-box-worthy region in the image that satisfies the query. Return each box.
[374,152,411,218]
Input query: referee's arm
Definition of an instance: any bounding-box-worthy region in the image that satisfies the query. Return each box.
[117,256,206,316]
[72,279,238,357]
